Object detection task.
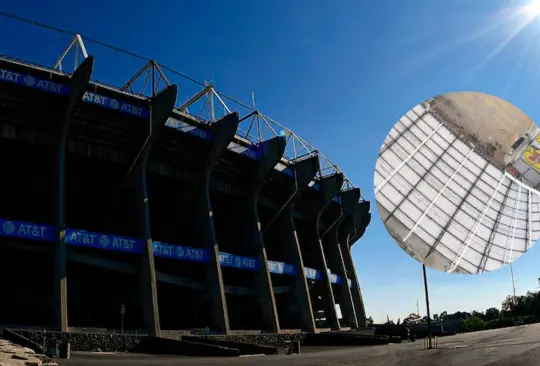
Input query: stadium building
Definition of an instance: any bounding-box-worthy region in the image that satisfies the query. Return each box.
[0,34,371,336]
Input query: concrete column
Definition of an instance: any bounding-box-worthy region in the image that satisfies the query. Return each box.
[191,113,239,334]
[351,201,371,245]
[123,85,178,336]
[304,174,344,330]
[239,136,286,333]
[53,56,94,332]
[339,201,371,327]
[326,188,360,328]
[268,156,319,332]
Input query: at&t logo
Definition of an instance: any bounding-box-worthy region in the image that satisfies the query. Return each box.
[24,76,35,87]
[99,235,110,247]
[2,221,15,234]
[110,99,120,110]
[176,246,185,258]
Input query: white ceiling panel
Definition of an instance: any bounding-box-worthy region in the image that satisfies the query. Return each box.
[375,102,540,274]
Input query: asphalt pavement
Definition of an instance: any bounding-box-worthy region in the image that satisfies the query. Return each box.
[62,323,540,366]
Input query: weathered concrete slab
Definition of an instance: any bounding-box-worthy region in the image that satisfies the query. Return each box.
[0,338,58,366]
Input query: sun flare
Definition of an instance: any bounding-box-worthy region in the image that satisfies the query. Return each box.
[521,0,540,21]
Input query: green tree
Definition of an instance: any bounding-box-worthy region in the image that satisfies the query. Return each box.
[462,316,487,332]
[472,310,485,320]
[499,291,540,325]
[446,311,471,320]
[485,307,500,321]
[433,289,540,333]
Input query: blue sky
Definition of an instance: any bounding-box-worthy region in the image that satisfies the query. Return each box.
[3,0,540,323]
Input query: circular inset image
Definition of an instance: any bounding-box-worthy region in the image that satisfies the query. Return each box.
[374,92,540,274]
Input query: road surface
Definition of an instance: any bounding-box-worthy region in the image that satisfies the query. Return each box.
[63,323,540,365]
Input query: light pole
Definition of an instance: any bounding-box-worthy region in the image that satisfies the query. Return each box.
[423,264,433,349]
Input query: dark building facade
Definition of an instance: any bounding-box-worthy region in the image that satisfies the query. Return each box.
[0,50,371,336]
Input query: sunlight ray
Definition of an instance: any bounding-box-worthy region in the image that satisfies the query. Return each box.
[501,38,535,98]
[386,7,529,84]
[459,16,533,87]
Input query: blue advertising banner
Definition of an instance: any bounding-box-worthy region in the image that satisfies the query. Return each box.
[0,218,56,242]
[282,167,294,177]
[219,252,259,270]
[0,68,70,95]
[227,142,261,161]
[0,67,344,197]
[153,241,209,263]
[166,118,213,142]
[274,164,295,178]
[325,269,342,285]
[82,91,149,119]
[0,68,339,191]
[246,142,269,160]
[242,147,260,160]
[329,273,341,285]
[267,260,296,275]
[304,267,322,281]
[0,217,351,285]
[66,228,142,253]
[1,68,149,118]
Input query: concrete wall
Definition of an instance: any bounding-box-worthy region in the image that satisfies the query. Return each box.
[0,59,372,336]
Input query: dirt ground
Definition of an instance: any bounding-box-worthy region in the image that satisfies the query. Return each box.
[430,92,534,167]
[62,323,540,366]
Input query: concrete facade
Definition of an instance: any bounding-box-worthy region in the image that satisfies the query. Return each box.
[53,56,95,332]
[0,56,371,335]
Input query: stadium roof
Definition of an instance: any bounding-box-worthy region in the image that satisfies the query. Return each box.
[374,103,540,274]
[0,16,357,191]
